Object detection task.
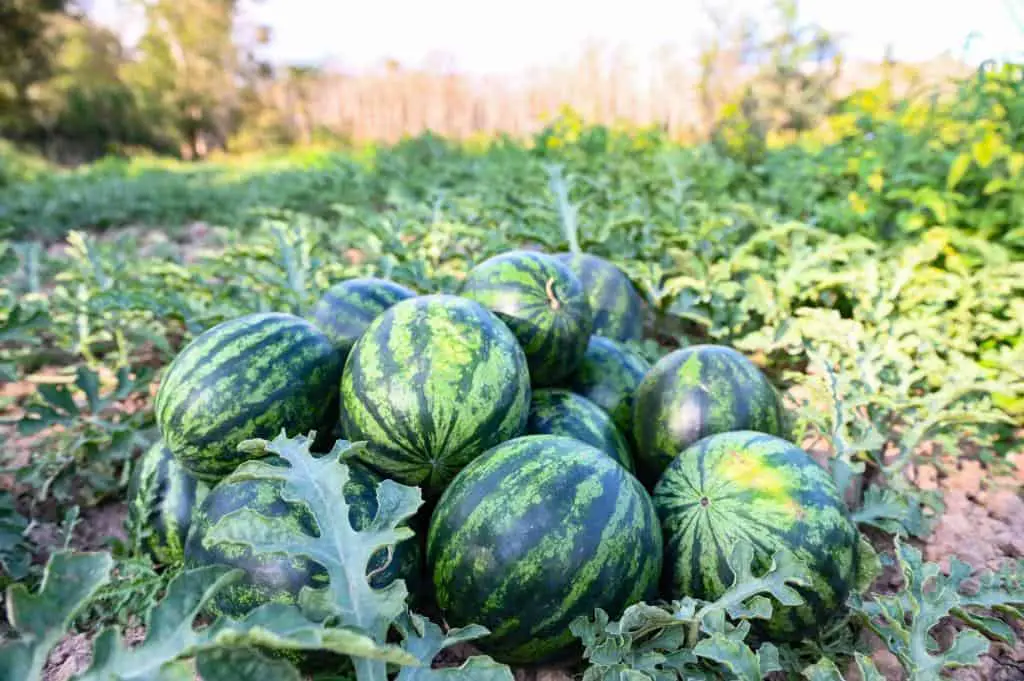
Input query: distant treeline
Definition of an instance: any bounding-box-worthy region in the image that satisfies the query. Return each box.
[1,0,970,163]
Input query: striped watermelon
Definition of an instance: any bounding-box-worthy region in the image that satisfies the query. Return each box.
[526,389,633,472]
[127,441,208,565]
[555,253,644,342]
[632,344,784,486]
[155,313,343,482]
[653,431,859,639]
[427,435,662,665]
[311,277,416,359]
[184,461,421,617]
[340,294,531,494]
[460,250,592,386]
[567,336,650,452]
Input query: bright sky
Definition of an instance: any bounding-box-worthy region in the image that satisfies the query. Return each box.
[89,0,1023,73]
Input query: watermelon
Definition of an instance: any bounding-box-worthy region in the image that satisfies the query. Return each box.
[632,344,784,486]
[555,253,644,342]
[427,435,662,665]
[340,294,530,494]
[127,441,208,565]
[155,313,343,482]
[567,336,650,452]
[526,389,633,472]
[311,277,416,359]
[460,250,592,386]
[653,431,859,639]
[184,461,421,617]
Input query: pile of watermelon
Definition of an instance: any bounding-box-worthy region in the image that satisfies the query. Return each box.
[132,249,860,667]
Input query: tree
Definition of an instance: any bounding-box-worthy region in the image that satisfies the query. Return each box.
[0,0,71,135]
[125,0,252,158]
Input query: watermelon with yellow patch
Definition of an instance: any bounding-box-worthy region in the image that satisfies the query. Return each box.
[652,431,859,640]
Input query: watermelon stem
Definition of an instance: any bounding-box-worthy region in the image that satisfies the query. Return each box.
[545,277,561,310]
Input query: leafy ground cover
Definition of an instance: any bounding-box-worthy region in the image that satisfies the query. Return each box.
[1,67,1022,680]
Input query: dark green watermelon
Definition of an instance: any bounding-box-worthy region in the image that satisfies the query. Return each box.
[567,336,650,452]
[340,294,531,494]
[460,250,592,386]
[555,253,644,342]
[127,441,208,565]
[526,389,633,472]
[653,431,859,639]
[427,435,662,665]
[311,277,416,360]
[632,344,784,486]
[155,313,343,482]
[184,461,421,617]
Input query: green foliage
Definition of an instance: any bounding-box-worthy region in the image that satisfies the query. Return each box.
[394,613,514,681]
[206,432,423,679]
[570,542,810,680]
[0,490,32,586]
[850,538,1024,680]
[0,63,1022,680]
[1,364,154,509]
[0,549,512,681]
[0,550,113,681]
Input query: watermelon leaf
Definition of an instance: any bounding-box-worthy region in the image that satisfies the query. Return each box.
[75,564,415,681]
[196,648,302,681]
[572,541,811,680]
[800,654,886,681]
[394,612,514,680]
[951,557,1024,644]
[851,485,932,538]
[0,489,32,584]
[205,431,424,680]
[0,551,114,681]
[850,537,994,678]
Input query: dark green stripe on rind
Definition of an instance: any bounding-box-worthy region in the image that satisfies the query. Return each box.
[527,389,633,473]
[652,431,859,640]
[632,344,784,487]
[567,336,650,453]
[460,250,592,387]
[427,435,662,665]
[127,441,207,565]
[184,461,420,617]
[340,294,531,494]
[311,277,416,357]
[155,313,343,482]
[555,253,644,342]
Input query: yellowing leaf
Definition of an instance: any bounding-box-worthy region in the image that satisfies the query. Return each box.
[983,178,1007,195]
[972,132,1004,169]
[868,171,884,193]
[1009,152,1024,178]
[848,192,868,216]
[947,153,971,190]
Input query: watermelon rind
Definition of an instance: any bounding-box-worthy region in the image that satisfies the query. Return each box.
[155,312,343,482]
[340,294,531,494]
[555,252,645,342]
[526,388,634,473]
[567,335,650,453]
[632,344,784,486]
[460,250,593,386]
[311,277,416,359]
[127,440,208,565]
[652,430,859,640]
[427,434,662,665]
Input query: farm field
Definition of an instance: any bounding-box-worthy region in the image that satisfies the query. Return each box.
[1,67,1023,681]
